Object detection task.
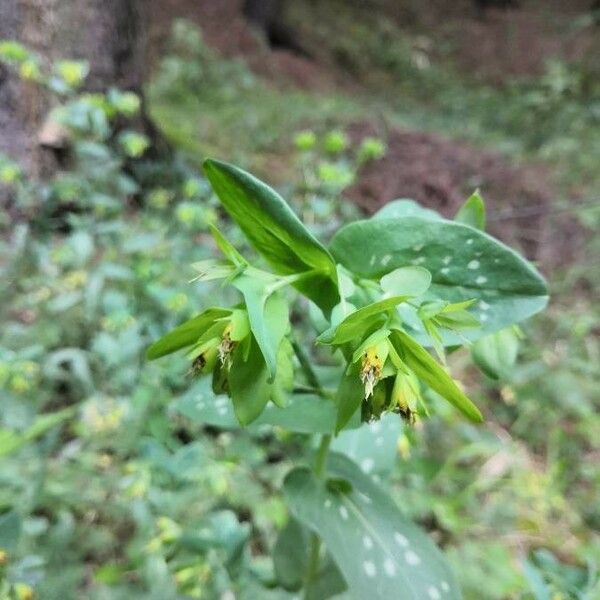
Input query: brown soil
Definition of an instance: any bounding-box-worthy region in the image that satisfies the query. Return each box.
[147,0,343,90]
[384,0,596,84]
[344,123,581,269]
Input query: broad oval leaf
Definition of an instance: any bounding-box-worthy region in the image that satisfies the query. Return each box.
[330,216,548,339]
[373,199,443,221]
[389,329,482,422]
[331,414,402,476]
[172,377,343,434]
[146,307,231,360]
[283,453,461,600]
[203,159,339,312]
[380,266,432,297]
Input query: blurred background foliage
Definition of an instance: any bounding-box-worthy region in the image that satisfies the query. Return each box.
[0,0,599,598]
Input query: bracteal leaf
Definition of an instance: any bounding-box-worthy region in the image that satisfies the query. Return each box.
[283,453,461,600]
[389,329,482,422]
[330,216,548,340]
[232,274,289,380]
[146,307,231,359]
[455,190,486,230]
[203,159,339,312]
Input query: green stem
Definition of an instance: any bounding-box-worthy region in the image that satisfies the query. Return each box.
[291,338,322,393]
[303,433,332,599]
[292,336,332,598]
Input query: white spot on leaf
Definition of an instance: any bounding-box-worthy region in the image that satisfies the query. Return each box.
[441,581,450,592]
[479,300,490,310]
[381,254,392,267]
[405,550,421,565]
[467,238,474,245]
[324,499,332,509]
[413,244,424,251]
[467,260,480,270]
[383,558,396,577]
[361,458,375,474]
[476,275,487,285]
[443,256,452,265]
[428,586,441,599]
[339,505,349,520]
[363,561,377,578]
[441,267,449,275]
[394,533,409,547]
[363,535,374,550]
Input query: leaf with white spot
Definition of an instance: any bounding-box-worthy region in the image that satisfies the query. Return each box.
[331,413,402,476]
[330,216,548,343]
[283,453,461,600]
[171,378,348,434]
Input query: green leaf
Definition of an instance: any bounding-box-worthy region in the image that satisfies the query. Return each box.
[273,518,348,599]
[232,275,289,380]
[335,363,366,433]
[209,223,247,267]
[190,259,236,283]
[389,329,483,422]
[271,337,295,408]
[331,413,402,476]
[273,519,308,591]
[472,327,519,380]
[172,378,343,434]
[380,266,432,297]
[283,453,461,600]
[374,199,443,221]
[229,335,272,425]
[455,190,486,230]
[146,307,231,359]
[321,297,409,345]
[330,216,548,340]
[203,159,339,312]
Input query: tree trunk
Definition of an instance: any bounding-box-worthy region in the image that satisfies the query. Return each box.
[0,0,149,183]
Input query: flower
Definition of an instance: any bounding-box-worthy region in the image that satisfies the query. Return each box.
[359,343,388,399]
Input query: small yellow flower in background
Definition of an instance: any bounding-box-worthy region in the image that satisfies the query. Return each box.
[15,583,34,600]
[63,270,88,290]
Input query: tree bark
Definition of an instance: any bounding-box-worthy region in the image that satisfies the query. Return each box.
[0,0,149,183]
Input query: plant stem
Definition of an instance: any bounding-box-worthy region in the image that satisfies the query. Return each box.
[291,338,322,393]
[303,433,332,599]
[292,335,332,598]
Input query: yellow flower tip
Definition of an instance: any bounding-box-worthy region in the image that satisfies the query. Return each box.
[218,329,236,367]
[360,346,384,399]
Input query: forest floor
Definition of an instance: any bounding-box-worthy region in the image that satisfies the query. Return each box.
[147,0,598,271]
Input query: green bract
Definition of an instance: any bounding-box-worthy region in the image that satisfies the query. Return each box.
[148,159,549,599]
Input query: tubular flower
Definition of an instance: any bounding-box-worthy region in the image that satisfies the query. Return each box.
[217,325,236,368]
[359,343,388,399]
[390,369,421,424]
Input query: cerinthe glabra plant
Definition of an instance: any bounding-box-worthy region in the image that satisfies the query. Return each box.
[148,160,548,600]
